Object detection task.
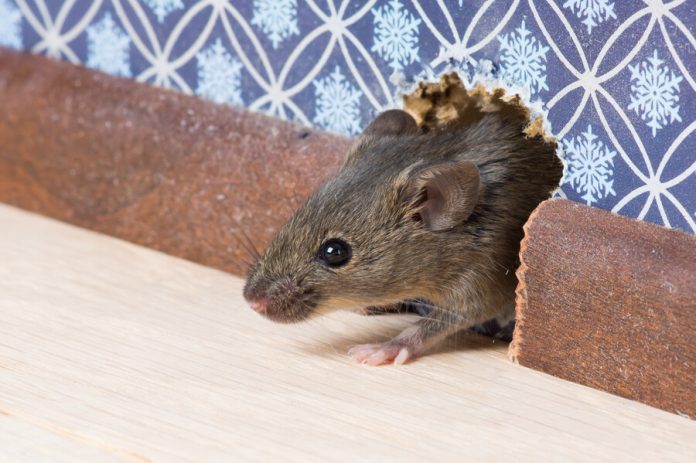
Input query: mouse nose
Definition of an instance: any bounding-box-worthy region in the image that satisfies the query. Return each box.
[248,298,267,314]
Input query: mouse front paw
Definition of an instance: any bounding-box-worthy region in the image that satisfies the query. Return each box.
[347,341,417,366]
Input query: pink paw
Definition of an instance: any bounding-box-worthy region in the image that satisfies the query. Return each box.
[347,342,414,366]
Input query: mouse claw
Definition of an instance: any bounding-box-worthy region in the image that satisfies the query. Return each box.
[394,347,410,365]
[348,343,414,366]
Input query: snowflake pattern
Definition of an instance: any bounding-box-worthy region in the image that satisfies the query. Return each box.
[5,1,696,232]
[251,0,299,49]
[86,13,131,77]
[563,0,617,34]
[497,20,550,95]
[562,125,617,205]
[0,0,22,49]
[196,39,244,106]
[371,0,421,71]
[627,50,683,137]
[313,66,363,136]
[143,0,184,23]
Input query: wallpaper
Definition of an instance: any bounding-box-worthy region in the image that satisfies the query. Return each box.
[1,0,694,232]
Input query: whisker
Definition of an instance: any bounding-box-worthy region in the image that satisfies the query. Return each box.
[231,233,257,263]
[238,227,261,260]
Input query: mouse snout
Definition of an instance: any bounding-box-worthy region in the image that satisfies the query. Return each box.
[248,298,268,314]
[243,276,316,323]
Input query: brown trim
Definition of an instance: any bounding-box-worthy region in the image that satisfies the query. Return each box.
[0,48,349,276]
[510,199,696,418]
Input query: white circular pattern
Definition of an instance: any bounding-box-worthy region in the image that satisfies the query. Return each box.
[3,0,695,232]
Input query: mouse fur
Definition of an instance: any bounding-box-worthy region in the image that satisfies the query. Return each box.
[244,108,562,365]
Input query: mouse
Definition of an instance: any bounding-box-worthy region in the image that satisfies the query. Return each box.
[243,97,563,366]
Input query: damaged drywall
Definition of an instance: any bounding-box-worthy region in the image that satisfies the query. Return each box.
[394,65,564,190]
[402,72,556,144]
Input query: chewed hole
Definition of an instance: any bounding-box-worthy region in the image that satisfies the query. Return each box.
[402,71,564,196]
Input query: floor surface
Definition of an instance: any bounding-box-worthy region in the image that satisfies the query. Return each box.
[1,204,694,462]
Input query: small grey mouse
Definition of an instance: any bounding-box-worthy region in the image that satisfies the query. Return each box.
[243,106,562,365]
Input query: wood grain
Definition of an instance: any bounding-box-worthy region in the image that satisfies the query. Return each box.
[0,48,348,277]
[511,199,696,418]
[1,203,695,462]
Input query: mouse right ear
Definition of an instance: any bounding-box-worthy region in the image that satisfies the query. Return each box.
[361,109,419,138]
[400,161,481,231]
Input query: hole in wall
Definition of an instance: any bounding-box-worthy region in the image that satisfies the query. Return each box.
[395,72,564,341]
[400,72,564,196]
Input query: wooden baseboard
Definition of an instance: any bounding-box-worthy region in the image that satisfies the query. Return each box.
[510,199,696,418]
[0,48,349,276]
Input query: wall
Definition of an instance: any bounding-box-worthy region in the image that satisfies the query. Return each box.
[1,0,694,232]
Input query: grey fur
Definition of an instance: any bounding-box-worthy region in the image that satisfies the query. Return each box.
[244,110,562,356]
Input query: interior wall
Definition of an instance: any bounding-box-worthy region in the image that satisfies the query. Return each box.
[1,0,694,232]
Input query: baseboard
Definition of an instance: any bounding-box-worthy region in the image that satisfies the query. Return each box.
[0,48,349,276]
[511,199,696,418]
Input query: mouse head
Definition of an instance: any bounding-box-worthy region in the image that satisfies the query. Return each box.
[243,110,481,323]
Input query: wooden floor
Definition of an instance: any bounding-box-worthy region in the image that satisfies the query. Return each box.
[1,204,694,462]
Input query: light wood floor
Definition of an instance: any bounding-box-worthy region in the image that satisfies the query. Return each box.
[1,204,694,462]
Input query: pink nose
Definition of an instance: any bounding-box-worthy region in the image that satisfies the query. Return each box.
[248,298,267,313]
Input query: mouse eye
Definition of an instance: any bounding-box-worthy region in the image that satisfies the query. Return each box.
[318,239,352,268]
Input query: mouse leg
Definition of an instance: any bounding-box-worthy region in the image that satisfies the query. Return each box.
[348,307,470,366]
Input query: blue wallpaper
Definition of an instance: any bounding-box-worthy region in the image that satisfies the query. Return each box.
[1,0,694,232]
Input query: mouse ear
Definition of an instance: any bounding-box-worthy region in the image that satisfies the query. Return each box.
[344,110,420,167]
[361,109,419,137]
[401,161,481,231]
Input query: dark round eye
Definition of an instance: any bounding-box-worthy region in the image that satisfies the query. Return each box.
[318,239,352,268]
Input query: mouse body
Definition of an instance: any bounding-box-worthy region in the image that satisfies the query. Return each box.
[244,107,562,365]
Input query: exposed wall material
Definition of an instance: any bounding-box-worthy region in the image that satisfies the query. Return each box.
[403,72,555,144]
[0,49,348,276]
[511,199,696,418]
